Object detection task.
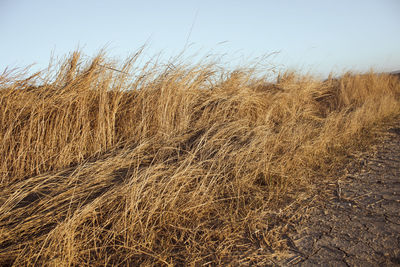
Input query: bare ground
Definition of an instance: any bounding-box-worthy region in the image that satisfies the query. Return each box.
[279,122,400,266]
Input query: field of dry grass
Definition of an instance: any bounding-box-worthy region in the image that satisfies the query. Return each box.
[0,51,399,265]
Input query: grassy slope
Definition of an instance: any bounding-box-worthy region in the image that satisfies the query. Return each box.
[0,52,399,265]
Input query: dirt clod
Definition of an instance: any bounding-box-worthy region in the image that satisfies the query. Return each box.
[282,124,400,266]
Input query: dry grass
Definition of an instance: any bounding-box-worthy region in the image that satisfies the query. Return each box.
[0,51,399,265]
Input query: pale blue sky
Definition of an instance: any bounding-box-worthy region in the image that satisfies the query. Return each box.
[1,0,399,78]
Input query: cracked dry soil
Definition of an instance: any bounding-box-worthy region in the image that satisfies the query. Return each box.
[281,125,400,266]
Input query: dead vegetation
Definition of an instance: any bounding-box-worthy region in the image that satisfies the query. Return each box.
[0,51,399,265]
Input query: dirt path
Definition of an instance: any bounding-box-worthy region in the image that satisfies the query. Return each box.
[281,124,400,266]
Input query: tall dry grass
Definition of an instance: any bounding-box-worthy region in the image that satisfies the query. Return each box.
[0,51,399,265]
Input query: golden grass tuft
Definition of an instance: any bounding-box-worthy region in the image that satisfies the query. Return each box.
[0,51,399,265]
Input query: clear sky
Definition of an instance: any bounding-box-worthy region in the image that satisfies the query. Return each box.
[1,0,399,78]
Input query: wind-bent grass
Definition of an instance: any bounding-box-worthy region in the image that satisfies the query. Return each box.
[0,51,399,265]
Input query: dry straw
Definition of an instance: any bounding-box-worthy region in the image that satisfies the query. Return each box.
[0,50,399,265]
